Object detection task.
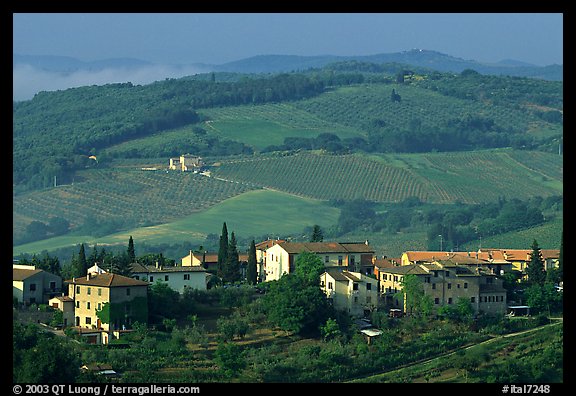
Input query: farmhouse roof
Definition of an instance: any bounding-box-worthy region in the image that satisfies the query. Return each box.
[66,273,148,288]
[131,263,209,273]
[13,268,44,281]
[277,241,374,254]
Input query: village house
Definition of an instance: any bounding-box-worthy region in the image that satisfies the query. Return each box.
[320,269,379,317]
[13,264,62,305]
[263,241,375,282]
[378,260,507,316]
[168,154,203,172]
[180,250,249,275]
[255,239,286,282]
[131,261,210,293]
[65,273,149,342]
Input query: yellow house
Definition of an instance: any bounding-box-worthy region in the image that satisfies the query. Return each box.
[320,269,379,317]
[378,260,507,316]
[169,154,203,171]
[67,273,148,332]
[263,241,375,281]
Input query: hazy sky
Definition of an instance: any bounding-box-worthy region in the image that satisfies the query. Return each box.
[13,13,563,66]
[12,13,563,101]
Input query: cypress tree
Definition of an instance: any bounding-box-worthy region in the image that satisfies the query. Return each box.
[223,232,240,283]
[77,243,88,276]
[246,240,257,285]
[127,236,136,263]
[217,222,229,279]
[526,239,546,286]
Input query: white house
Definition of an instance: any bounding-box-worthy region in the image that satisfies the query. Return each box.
[131,262,209,293]
[263,241,375,282]
[320,269,379,317]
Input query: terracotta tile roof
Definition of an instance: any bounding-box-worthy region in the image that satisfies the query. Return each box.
[325,269,362,282]
[380,265,430,275]
[13,268,43,281]
[278,241,374,254]
[373,258,396,269]
[404,251,449,263]
[66,273,148,288]
[255,239,286,250]
[131,263,208,273]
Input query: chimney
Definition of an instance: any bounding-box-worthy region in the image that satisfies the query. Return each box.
[155,261,159,269]
[87,273,91,281]
[365,240,369,245]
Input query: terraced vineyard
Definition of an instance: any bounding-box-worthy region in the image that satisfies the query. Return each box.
[291,84,549,134]
[211,149,563,204]
[13,168,255,239]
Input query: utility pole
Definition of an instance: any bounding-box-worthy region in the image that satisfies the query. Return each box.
[438,234,443,251]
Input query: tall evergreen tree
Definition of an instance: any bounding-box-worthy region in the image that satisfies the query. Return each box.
[310,224,324,242]
[127,236,136,263]
[217,222,229,279]
[223,232,241,283]
[246,240,258,285]
[115,251,134,277]
[526,239,546,286]
[77,243,88,276]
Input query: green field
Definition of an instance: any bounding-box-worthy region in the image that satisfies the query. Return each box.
[13,189,340,256]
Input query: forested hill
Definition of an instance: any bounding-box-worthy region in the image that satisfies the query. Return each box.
[13,63,563,193]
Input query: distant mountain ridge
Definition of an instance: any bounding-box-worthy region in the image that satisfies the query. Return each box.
[13,49,562,81]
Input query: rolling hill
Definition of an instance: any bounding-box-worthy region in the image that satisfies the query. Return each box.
[12,60,563,258]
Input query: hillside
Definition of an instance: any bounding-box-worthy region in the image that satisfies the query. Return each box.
[12,63,563,256]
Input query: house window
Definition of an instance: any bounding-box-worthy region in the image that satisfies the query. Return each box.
[328,282,333,290]
[425,277,430,283]
[464,282,468,289]
[325,256,329,263]
[49,281,56,291]
[434,298,440,304]
[471,297,475,303]
[86,317,91,325]
[126,288,131,296]
[98,288,102,296]
[76,301,80,308]
[457,283,461,288]
[165,275,169,281]
[353,283,359,291]
[29,283,36,291]
[87,302,91,310]
[448,298,453,304]
[87,287,91,295]
[97,303,101,310]
[150,276,154,282]
[432,283,436,290]
[76,286,81,294]
[445,271,450,277]
[366,283,372,290]
[350,255,356,265]
[393,275,398,282]
[184,274,190,280]
[447,283,452,289]
[338,256,343,265]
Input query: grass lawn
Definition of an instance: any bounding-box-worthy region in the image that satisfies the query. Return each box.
[13,189,340,256]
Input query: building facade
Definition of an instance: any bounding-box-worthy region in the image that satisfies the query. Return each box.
[67,273,148,331]
[378,260,507,316]
[263,241,375,281]
[13,265,62,305]
[131,262,210,293]
[320,269,379,317]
